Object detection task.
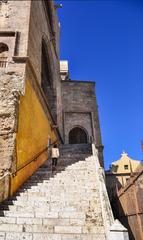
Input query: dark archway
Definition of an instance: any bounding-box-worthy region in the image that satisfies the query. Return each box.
[0,42,9,53]
[69,127,88,144]
[0,43,9,68]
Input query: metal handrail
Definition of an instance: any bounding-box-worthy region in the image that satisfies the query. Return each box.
[13,140,58,175]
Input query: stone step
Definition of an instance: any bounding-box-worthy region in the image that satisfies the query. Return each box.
[2,199,91,210]
[60,143,91,150]
[1,203,91,214]
[0,223,105,234]
[0,205,10,211]
[27,180,96,186]
[4,210,86,219]
[15,185,98,194]
[45,177,97,182]
[58,154,90,158]
[17,190,97,197]
[10,195,97,205]
[63,157,91,161]
[57,157,90,163]
[30,166,96,177]
[0,217,87,226]
[22,186,93,192]
[34,170,53,174]
[3,204,82,213]
[21,180,96,189]
[1,202,94,212]
[60,151,91,156]
[1,232,106,240]
[28,173,96,181]
[16,188,97,196]
[22,184,96,191]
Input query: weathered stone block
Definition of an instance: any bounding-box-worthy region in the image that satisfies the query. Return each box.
[33,234,61,240]
[54,226,82,234]
[5,233,33,240]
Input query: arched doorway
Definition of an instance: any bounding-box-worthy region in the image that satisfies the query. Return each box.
[69,127,88,144]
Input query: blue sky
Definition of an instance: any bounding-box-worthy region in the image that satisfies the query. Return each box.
[56,0,143,169]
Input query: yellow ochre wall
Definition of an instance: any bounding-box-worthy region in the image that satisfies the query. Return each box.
[10,79,57,194]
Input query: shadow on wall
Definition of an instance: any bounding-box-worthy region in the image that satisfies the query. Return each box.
[111,196,135,240]
[106,174,134,239]
[41,38,56,121]
[106,173,122,202]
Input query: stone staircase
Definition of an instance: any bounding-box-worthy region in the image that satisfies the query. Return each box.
[0,144,107,240]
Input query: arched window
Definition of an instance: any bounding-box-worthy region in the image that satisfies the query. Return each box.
[69,127,88,144]
[41,40,52,93]
[0,42,9,68]
[41,39,56,119]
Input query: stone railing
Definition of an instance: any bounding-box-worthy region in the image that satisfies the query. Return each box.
[91,143,129,240]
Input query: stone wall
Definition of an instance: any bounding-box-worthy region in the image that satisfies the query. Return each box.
[0,0,62,201]
[0,72,24,173]
[91,144,129,240]
[0,0,31,57]
[0,0,31,184]
[0,0,31,201]
[27,0,63,134]
[62,80,104,166]
[0,70,25,200]
[0,0,63,134]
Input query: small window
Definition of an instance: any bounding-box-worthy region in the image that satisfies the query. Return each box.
[110,164,118,172]
[124,165,128,170]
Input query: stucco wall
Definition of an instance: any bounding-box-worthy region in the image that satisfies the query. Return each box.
[16,79,56,168]
[11,74,57,194]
